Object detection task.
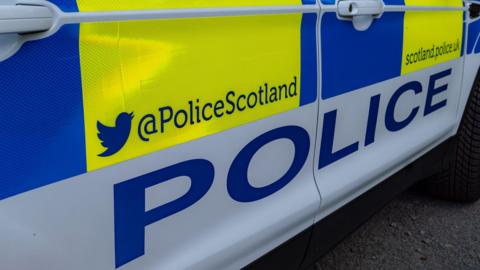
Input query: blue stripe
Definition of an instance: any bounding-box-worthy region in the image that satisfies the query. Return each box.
[300,13,318,106]
[321,12,404,99]
[468,19,480,54]
[462,21,466,56]
[0,0,86,200]
[383,0,405,5]
[50,0,78,12]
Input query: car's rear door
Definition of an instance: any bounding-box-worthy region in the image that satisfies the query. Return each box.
[0,0,321,269]
[306,0,465,259]
[299,0,465,265]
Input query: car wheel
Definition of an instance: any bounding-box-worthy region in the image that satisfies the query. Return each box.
[427,71,480,202]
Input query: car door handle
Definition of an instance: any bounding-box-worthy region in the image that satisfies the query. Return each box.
[338,0,384,17]
[0,5,54,34]
[337,0,384,31]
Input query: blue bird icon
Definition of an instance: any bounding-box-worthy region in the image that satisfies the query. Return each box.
[97,112,134,157]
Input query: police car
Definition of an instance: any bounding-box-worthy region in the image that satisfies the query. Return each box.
[1,0,479,269]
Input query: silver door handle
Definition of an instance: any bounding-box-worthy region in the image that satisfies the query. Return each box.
[337,0,384,31]
[338,0,384,17]
[0,5,54,34]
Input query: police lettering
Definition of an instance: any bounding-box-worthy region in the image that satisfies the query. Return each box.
[114,69,452,268]
[114,125,309,268]
[319,69,451,169]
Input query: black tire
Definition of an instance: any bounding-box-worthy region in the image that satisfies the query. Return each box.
[426,70,480,202]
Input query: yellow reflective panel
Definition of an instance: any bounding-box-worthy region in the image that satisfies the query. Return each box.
[404,0,462,7]
[401,10,463,74]
[77,0,303,11]
[80,14,303,171]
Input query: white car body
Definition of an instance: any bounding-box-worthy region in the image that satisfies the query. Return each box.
[0,0,479,269]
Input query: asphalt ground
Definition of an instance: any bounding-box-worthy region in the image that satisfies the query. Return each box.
[310,188,480,270]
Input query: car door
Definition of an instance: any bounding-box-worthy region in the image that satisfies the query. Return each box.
[309,0,465,247]
[0,0,321,269]
[459,1,480,129]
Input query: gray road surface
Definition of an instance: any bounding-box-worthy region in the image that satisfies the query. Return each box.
[311,189,480,270]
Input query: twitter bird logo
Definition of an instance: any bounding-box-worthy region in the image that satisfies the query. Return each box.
[97,112,134,157]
